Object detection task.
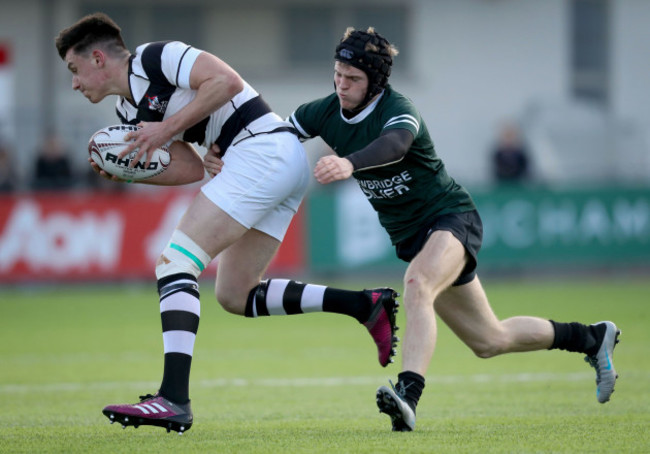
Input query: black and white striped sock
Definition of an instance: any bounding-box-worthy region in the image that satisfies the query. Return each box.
[157,273,200,404]
[245,279,370,322]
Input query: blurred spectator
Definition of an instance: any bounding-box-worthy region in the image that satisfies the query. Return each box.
[31,133,74,190]
[491,123,530,185]
[0,141,17,192]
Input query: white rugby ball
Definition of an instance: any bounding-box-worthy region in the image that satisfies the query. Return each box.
[88,124,171,181]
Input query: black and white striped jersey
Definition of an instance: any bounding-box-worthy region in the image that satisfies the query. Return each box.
[115,40,291,151]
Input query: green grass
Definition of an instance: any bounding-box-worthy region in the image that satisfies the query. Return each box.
[1,277,649,453]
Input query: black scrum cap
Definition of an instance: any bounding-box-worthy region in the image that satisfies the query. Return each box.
[335,29,393,107]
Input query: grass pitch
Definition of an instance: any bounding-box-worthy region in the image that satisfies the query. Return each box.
[1,277,649,453]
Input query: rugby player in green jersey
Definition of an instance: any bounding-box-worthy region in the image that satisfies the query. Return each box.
[205,27,620,432]
[295,27,621,431]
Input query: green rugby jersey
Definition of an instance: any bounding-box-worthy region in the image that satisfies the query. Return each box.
[289,85,476,244]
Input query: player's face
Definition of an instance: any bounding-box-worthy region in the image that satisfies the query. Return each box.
[65,49,109,104]
[334,61,368,110]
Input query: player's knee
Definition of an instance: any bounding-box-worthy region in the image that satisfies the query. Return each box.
[472,345,498,359]
[214,285,245,315]
[155,230,211,280]
[469,337,508,359]
[403,272,437,305]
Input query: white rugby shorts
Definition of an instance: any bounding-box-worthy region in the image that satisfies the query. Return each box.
[200,132,310,241]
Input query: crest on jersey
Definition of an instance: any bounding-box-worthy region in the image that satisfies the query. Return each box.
[146,95,168,114]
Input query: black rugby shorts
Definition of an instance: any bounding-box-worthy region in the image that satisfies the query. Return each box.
[395,210,483,286]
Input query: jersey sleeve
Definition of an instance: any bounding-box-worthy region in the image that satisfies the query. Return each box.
[287,104,317,140]
[287,95,334,140]
[380,96,421,138]
[346,129,413,171]
[160,41,201,89]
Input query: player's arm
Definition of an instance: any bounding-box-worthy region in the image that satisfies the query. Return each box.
[91,141,205,186]
[346,128,413,170]
[314,129,413,184]
[121,52,244,165]
[144,141,205,185]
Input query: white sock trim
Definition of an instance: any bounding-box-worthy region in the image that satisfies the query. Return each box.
[160,292,201,316]
[162,330,197,356]
[301,284,326,313]
[266,279,290,315]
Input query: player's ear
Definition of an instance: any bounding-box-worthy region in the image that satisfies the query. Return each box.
[91,49,106,68]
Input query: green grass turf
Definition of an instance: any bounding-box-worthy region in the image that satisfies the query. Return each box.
[1,277,649,453]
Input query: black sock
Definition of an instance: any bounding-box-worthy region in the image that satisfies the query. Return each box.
[160,353,192,404]
[397,371,426,413]
[322,288,370,322]
[549,320,603,355]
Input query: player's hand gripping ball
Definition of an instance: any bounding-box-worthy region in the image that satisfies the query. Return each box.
[88,124,171,181]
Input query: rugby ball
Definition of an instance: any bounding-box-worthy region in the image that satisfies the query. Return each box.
[88,124,171,181]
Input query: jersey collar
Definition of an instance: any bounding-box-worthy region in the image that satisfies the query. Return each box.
[339,90,385,124]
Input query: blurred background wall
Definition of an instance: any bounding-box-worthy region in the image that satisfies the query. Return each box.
[0,0,649,281]
[0,0,647,187]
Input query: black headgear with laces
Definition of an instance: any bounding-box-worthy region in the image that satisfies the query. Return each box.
[334,29,393,110]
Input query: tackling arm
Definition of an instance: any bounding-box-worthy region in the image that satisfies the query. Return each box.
[314,129,414,184]
[346,128,413,171]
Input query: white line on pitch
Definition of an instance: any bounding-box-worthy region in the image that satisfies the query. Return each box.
[0,372,596,394]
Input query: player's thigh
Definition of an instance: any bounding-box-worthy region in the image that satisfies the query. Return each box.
[214,229,281,312]
[201,132,309,234]
[405,230,468,297]
[175,191,249,258]
[434,277,503,352]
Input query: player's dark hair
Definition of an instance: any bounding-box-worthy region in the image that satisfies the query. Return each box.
[55,12,127,59]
